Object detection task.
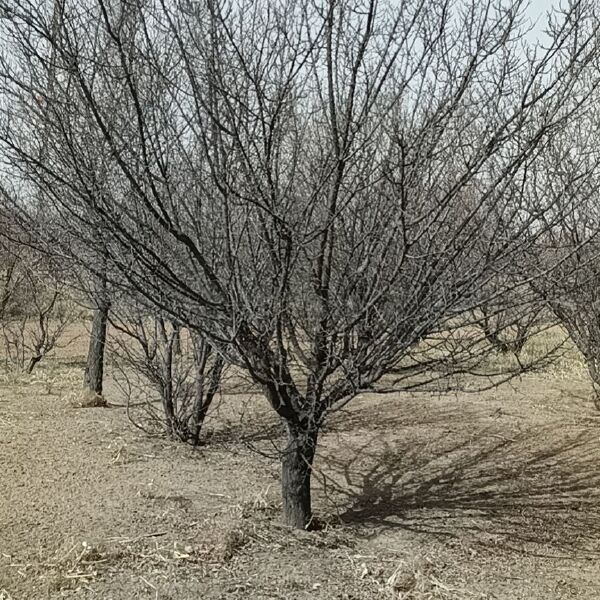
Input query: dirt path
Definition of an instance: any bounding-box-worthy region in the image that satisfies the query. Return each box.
[2,364,600,599]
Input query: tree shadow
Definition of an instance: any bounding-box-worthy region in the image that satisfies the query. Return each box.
[319,425,600,553]
[324,398,494,433]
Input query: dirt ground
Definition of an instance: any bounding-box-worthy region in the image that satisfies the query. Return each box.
[3,334,600,599]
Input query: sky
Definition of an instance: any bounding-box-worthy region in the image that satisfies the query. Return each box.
[525,0,559,39]
[527,0,556,18]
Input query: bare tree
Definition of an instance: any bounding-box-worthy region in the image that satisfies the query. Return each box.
[0,238,77,372]
[518,91,600,408]
[0,189,114,390]
[0,0,598,528]
[471,269,548,359]
[0,0,128,398]
[109,299,224,445]
[535,239,600,407]
[533,225,600,408]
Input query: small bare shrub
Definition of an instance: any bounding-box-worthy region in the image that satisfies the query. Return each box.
[110,301,225,445]
[0,245,77,373]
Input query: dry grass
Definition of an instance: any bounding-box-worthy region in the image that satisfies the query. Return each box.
[486,325,587,378]
[384,555,477,600]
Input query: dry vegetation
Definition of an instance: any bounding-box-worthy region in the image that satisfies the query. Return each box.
[2,325,600,599]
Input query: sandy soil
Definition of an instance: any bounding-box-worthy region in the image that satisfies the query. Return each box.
[3,344,600,599]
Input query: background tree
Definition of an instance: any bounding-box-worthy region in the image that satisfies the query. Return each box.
[528,116,600,408]
[0,233,78,373]
[109,298,224,445]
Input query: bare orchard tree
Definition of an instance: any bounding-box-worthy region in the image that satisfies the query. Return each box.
[472,268,548,359]
[109,299,224,445]
[0,183,114,393]
[536,237,600,407]
[0,0,122,400]
[0,237,77,372]
[478,300,545,358]
[528,131,600,407]
[0,0,598,528]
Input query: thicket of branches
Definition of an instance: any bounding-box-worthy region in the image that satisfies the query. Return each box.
[109,300,224,445]
[531,117,600,406]
[0,235,77,373]
[0,0,599,528]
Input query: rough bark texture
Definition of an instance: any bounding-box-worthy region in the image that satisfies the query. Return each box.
[281,423,318,529]
[83,302,109,395]
[190,355,224,446]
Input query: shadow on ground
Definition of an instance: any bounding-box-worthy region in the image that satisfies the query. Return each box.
[319,423,600,552]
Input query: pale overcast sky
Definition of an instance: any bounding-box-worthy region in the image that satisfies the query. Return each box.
[523,0,561,44]
[527,0,555,17]
[525,0,558,35]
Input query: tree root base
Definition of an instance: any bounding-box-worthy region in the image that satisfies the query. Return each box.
[70,389,107,408]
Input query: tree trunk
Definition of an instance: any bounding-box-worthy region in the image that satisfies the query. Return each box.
[588,360,600,411]
[281,422,318,529]
[161,383,175,438]
[190,355,224,446]
[27,354,42,374]
[83,301,109,395]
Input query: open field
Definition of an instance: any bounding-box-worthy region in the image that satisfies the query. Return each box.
[3,329,600,598]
